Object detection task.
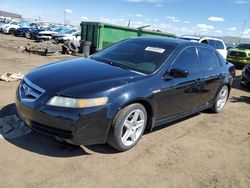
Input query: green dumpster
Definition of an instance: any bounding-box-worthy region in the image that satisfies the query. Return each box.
[80,22,175,53]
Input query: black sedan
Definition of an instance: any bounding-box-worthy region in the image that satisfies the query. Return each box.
[241,63,250,87]
[16,37,235,151]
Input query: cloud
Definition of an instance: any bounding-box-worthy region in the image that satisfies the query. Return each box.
[135,14,143,17]
[208,16,224,22]
[155,3,163,7]
[243,29,250,35]
[228,27,237,31]
[234,0,249,4]
[215,30,222,34]
[166,16,180,23]
[196,24,214,30]
[64,9,73,13]
[80,16,88,21]
[183,20,190,24]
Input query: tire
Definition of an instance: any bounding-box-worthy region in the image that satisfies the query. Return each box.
[108,103,147,151]
[25,31,31,39]
[210,85,229,113]
[9,28,15,35]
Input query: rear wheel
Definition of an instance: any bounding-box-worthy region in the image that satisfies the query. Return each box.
[108,103,147,151]
[210,85,229,113]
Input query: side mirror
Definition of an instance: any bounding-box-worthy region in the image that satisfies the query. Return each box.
[164,69,189,80]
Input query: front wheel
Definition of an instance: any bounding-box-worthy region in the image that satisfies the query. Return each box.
[25,31,31,39]
[108,103,147,151]
[9,28,15,35]
[210,85,229,113]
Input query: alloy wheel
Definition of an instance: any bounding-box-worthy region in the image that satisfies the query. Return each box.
[121,109,145,146]
[216,87,228,111]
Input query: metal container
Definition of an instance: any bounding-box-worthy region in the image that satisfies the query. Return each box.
[80,22,175,54]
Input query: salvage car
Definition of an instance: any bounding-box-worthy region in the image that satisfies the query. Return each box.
[16,37,235,151]
[241,63,250,88]
[179,36,228,59]
[53,30,80,47]
[227,43,250,68]
[36,26,76,41]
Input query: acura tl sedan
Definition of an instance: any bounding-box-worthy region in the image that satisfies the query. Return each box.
[16,37,235,151]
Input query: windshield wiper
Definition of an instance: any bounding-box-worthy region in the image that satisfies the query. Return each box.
[91,56,131,71]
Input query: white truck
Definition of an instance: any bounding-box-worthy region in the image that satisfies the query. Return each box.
[179,36,228,59]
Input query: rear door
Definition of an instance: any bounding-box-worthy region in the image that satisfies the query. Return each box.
[197,47,223,103]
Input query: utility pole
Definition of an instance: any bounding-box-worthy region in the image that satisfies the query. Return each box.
[239,20,247,43]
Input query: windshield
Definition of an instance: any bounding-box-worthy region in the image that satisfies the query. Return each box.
[237,43,250,50]
[91,38,177,74]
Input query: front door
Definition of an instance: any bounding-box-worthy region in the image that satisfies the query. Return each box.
[156,47,203,120]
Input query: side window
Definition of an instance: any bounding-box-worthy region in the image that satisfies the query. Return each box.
[215,41,225,50]
[198,48,220,70]
[201,40,208,44]
[171,47,199,73]
[208,40,217,48]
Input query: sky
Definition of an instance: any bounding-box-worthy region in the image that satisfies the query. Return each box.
[0,0,250,38]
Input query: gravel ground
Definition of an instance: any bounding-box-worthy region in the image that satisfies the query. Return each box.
[0,33,250,188]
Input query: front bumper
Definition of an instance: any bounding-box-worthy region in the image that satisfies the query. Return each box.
[16,93,112,145]
[227,57,250,67]
[2,28,9,33]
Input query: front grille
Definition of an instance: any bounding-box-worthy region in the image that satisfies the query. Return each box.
[229,51,247,57]
[19,78,45,101]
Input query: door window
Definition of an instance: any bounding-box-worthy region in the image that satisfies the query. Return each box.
[198,48,220,70]
[171,47,199,74]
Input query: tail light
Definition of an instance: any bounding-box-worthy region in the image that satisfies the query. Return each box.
[229,66,236,77]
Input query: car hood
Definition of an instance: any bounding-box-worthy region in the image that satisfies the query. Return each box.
[25,58,143,97]
[53,33,71,37]
[39,30,58,35]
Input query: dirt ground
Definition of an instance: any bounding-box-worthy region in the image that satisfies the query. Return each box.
[0,33,250,188]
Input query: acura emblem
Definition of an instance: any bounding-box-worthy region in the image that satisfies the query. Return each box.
[24,87,31,96]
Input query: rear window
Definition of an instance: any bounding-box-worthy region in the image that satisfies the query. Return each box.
[92,39,178,74]
[208,40,216,48]
[215,41,225,49]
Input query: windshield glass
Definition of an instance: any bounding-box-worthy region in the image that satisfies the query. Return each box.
[237,43,250,50]
[91,38,177,74]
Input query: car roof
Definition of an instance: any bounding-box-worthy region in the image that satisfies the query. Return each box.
[131,36,195,46]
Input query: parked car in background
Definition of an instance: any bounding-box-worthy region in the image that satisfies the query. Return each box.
[36,26,76,41]
[53,30,81,47]
[25,26,47,39]
[16,37,235,151]
[14,27,31,37]
[227,43,250,68]
[14,23,38,37]
[0,20,19,33]
[2,20,32,35]
[179,36,228,59]
[241,63,250,88]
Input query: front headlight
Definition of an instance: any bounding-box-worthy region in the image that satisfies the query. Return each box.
[47,96,108,108]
